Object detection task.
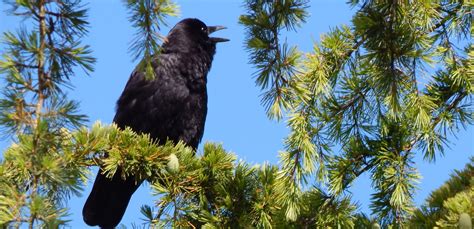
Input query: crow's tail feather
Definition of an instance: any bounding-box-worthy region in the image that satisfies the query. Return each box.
[83,169,141,228]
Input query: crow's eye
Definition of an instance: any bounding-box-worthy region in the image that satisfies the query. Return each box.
[201,27,207,32]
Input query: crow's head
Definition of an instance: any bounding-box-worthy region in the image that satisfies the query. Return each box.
[163,18,229,54]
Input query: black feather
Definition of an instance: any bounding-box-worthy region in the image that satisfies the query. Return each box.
[82,18,227,228]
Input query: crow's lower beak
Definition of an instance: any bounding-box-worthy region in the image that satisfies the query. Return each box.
[208,25,230,43]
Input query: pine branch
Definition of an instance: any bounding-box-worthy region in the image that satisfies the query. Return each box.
[430,3,463,33]
[404,90,469,153]
[35,0,47,128]
[289,150,300,180]
[28,2,48,226]
[124,0,179,80]
[330,37,365,75]
[240,0,308,120]
[0,0,95,226]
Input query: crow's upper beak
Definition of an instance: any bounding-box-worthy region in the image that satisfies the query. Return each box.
[208,25,230,43]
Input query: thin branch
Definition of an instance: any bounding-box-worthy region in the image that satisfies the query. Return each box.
[429,3,462,33]
[289,150,301,180]
[330,37,365,75]
[13,62,39,69]
[404,91,468,152]
[28,1,47,227]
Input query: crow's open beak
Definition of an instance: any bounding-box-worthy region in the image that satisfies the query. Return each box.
[208,26,230,43]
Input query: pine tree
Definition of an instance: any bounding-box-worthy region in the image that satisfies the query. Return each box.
[409,158,473,228]
[0,0,184,227]
[1,0,472,228]
[241,0,472,227]
[0,0,94,227]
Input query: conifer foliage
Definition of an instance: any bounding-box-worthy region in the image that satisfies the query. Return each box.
[0,0,472,228]
[410,158,473,228]
[241,0,472,227]
[0,0,94,227]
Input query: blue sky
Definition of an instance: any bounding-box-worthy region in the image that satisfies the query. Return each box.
[1,0,473,228]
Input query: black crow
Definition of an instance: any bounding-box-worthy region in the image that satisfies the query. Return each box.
[82,18,228,228]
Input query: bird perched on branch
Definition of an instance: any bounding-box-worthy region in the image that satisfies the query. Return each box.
[82,18,228,228]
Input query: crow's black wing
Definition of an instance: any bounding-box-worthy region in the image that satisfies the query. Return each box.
[83,53,197,228]
[113,53,208,149]
[114,54,191,142]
